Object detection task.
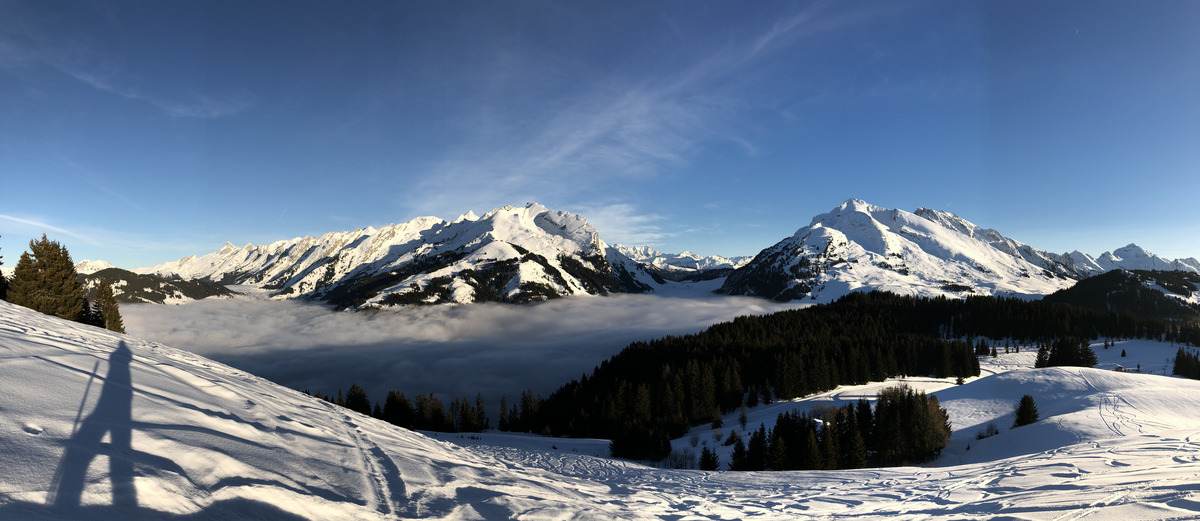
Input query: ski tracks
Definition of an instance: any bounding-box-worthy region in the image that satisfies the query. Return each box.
[338,414,406,517]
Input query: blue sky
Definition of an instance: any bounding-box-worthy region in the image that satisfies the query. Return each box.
[2,1,1198,269]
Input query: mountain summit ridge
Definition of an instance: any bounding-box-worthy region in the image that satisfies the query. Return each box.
[136,203,658,308]
[720,199,1080,302]
[129,199,1198,305]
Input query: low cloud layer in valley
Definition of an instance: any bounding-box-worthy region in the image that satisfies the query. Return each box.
[123,283,803,411]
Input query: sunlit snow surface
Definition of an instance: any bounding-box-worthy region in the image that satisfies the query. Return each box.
[6,299,1200,519]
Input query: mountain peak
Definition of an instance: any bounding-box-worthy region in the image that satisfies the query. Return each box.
[834,198,879,213]
[725,200,1078,302]
[75,259,116,275]
[1114,243,1150,256]
[137,203,658,307]
[454,210,480,223]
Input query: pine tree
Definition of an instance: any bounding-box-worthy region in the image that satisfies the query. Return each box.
[728,436,748,471]
[344,384,371,416]
[383,390,415,429]
[95,279,125,333]
[698,446,720,471]
[7,235,86,320]
[498,395,510,431]
[1013,394,1039,428]
[475,393,488,430]
[0,234,7,301]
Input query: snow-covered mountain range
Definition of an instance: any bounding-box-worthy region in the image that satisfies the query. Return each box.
[719,199,1199,303]
[1065,244,1200,275]
[613,245,751,272]
[720,199,1077,301]
[136,203,661,308]
[124,199,1198,306]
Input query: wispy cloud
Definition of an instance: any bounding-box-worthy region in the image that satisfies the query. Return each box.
[0,13,252,120]
[55,61,253,119]
[403,4,841,220]
[0,213,99,246]
[57,157,146,211]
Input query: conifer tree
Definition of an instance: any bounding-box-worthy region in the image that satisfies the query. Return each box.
[498,395,510,431]
[383,390,415,429]
[698,446,720,471]
[1013,395,1039,428]
[7,235,86,320]
[0,234,7,301]
[344,384,371,416]
[80,293,105,328]
[728,436,748,471]
[95,279,125,333]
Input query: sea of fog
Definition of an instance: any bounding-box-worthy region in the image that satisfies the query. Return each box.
[123,280,804,410]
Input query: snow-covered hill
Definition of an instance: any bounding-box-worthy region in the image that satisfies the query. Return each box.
[449,338,1200,519]
[136,203,660,308]
[7,296,1200,518]
[720,199,1080,302]
[80,268,238,304]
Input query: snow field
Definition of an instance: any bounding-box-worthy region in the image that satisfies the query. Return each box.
[0,301,647,519]
[7,295,1200,519]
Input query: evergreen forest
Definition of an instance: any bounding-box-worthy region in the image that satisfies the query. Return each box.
[526,291,1200,460]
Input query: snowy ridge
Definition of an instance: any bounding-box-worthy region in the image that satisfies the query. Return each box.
[136,203,660,307]
[913,207,1083,278]
[1068,244,1200,275]
[721,199,1079,302]
[74,260,116,275]
[614,244,751,272]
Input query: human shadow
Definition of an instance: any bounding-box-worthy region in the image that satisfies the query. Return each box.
[49,340,137,509]
[3,497,310,520]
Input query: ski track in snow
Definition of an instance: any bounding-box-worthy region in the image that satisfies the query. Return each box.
[6,299,1200,519]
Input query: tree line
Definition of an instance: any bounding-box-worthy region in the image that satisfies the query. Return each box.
[1,234,124,333]
[526,291,1200,460]
[1173,348,1200,380]
[308,384,491,434]
[715,384,950,472]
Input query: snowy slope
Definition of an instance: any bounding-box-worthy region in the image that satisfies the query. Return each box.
[0,300,645,519]
[135,203,660,307]
[7,299,1200,519]
[458,339,1200,519]
[720,199,1079,302]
